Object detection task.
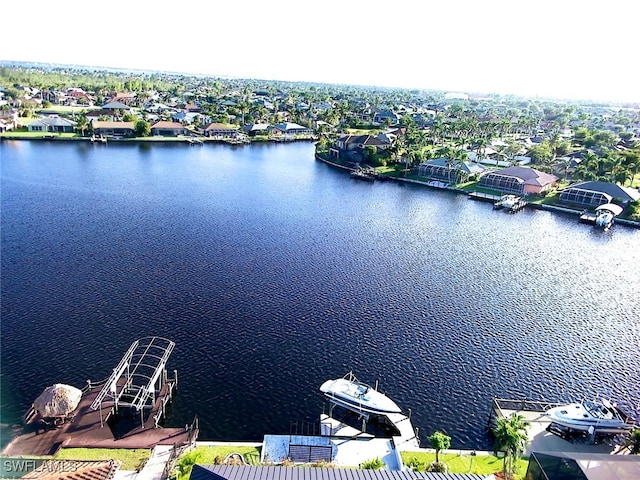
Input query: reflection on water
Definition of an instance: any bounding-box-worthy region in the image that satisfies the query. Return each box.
[1,140,639,449]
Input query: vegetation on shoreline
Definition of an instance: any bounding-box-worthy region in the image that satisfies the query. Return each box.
[400,451,528,479]
[54,448,151,471]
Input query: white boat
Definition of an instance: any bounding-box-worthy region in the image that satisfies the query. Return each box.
[320,372,402,416]
[594,203,623,230]
[595,210,614,229]
[494,194,520,209]
[545,400,634,433]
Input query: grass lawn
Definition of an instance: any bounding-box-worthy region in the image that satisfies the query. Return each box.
[54,447,151,471]
[0,131,82,139]
[186,445,261,466]
[400,451,528,480]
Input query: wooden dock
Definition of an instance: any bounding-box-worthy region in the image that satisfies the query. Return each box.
[579,210,598,224]
[2,377,197,456]
[468,192,502,202]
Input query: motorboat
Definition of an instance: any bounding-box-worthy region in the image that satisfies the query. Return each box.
[595,210,614,229]
[494,194,520,209]
[545,400,634,433]
[594,203,623,230]
[320,372,402,416]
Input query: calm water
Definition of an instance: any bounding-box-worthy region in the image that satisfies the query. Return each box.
[1,140,639,449]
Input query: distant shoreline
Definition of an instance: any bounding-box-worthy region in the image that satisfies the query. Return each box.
[314,154,640,230]
[0,133,316,145]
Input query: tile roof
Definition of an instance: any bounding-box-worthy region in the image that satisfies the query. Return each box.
[21,459,121,480]
[151,121,185,129]
[491,166,557,186]
[92,121,135,129]
[205,123,238,131]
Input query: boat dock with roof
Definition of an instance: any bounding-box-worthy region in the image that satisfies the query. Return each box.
[2,337,198,457]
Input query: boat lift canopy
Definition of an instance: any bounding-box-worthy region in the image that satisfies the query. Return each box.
[90,337,175,415]
[596,203,623,216]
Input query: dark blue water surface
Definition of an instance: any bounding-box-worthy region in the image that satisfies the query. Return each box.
[1,140,639,449]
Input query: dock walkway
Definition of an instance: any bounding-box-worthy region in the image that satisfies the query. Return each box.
[2,382,195,456]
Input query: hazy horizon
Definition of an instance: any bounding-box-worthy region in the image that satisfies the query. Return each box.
[3,0,639,104]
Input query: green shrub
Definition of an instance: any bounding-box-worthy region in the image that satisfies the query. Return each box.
[426,461,448,473]
[361,457,384,470]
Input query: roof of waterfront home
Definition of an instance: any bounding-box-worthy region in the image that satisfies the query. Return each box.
[189,465,493,480]
[29,116,76,127]
[485,166,557,186]
[150,120,185,129]
[273,122,310,131]
[561,181,640,203]
[92,121,135,129]
[205,122,239,131]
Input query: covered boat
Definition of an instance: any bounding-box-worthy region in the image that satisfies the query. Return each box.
[320,372,402,416]
[545,400,634,434]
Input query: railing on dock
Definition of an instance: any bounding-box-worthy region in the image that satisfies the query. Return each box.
[160,415,199,480]
[290,419,320,438]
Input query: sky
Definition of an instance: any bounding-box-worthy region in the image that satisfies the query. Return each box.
[2,0,639,103]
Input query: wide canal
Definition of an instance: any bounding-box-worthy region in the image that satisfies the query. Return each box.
[1,140,638,449]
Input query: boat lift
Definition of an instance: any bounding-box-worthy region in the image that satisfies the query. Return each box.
[90,336,176,428]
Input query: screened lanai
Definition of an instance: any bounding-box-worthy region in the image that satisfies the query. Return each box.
[559,187,612,207]
[478,172,524,194]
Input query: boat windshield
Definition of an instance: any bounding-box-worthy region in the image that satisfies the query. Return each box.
[584,401,612,419]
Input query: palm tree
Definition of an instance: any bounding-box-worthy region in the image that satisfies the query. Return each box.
[74,114,89,137]
[493,413,529,480]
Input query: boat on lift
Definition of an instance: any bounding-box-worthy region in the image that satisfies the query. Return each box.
[494,194,521,210]
[320,371,402,416]
[545,399,634,434]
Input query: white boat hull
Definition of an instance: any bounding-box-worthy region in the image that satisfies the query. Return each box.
[546,401,633,433]
[320,375,402,416]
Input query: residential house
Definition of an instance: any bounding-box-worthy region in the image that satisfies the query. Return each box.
[65,87,95,106]
[244,123,271,136]
[86,109,121,123]
[0,108,20,131]
[333,134,390,152]
[204,123,240,139]
[27,115,76,133]
[106,92,137,106]
[271,122,313,137]
[418,158,486,184]
[559,180,640,208]
[101,101,132,113]
[150,121,187,136]
[92,121,135,137]
[0,119,15,132]
[373,109,401,125]
[478,166,558,195]
[171,111,201,124]
[329,134,391,162]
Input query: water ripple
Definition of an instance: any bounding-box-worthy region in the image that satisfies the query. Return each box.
[1,141,639,449]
